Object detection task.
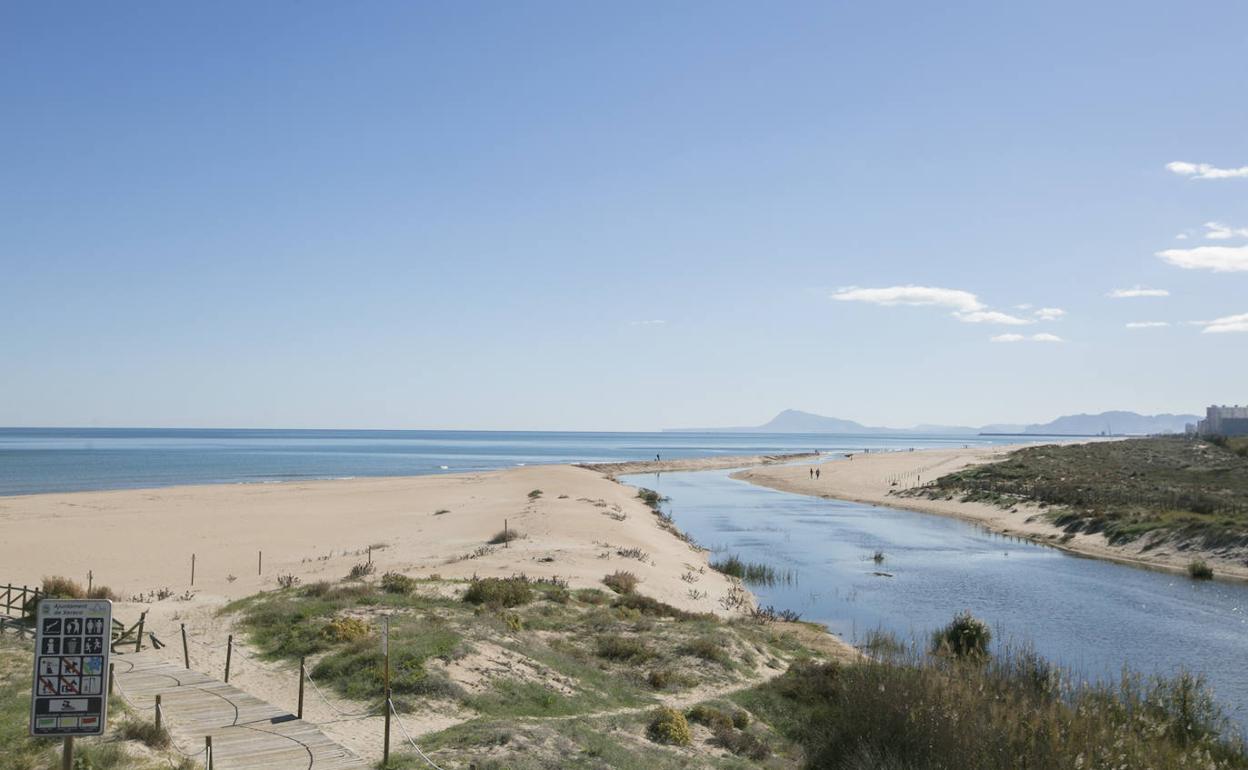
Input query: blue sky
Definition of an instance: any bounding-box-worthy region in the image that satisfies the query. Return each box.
[2,2,1245,430]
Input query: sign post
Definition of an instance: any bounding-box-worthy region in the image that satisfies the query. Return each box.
[30,598,113,757]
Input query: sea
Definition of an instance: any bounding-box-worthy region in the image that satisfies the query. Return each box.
[0,427,1017,497]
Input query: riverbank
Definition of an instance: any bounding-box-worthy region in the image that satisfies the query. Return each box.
[732,444,1248,582]
[580,451,818,477]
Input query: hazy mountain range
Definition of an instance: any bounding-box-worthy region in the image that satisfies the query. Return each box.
[666,409,1200,436]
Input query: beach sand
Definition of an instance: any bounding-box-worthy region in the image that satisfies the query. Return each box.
[0,460,858,758]
[0,464,749,612]
[733,444,1248,582]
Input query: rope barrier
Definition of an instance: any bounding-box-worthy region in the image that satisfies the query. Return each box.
[389,699,445,770]
[111,675,209,761]
[303,667,380,719]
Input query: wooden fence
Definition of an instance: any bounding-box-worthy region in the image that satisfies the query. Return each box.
[0,584,42,618]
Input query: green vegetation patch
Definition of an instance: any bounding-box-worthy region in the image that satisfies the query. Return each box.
[736,646,1248,770]
[912,437,1248,551]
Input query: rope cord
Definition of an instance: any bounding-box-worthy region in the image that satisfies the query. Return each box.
[303,667,380,718]
[111,676,208,760]
[389,698,445,770]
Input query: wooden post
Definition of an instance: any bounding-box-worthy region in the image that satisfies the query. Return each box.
[224,635,233,683]
[155,694,162,732]
[61,736,73,770]
[87,570,93,594]
[297,657,306,719]
[191,553,196,587]
[206,736,213,770]
[258,550,263,576]
[181,624,190,669]
[135,612,146,653]
[108,663,115,695]
[22,585,29,616]
[383,616,391,764]
[368,546,372,565]
[504,519,509,549]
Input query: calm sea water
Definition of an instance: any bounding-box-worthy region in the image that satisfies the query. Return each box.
[0,427,1013,496]
[621,468,1248,729]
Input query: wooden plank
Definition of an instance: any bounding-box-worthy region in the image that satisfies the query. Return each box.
[113,651,370,769]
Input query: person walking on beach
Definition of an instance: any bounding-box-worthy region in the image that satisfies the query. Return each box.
[809,468,814,479]
[816,468,821,480]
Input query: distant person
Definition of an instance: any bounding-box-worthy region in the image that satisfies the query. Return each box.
[815,468,821,480]
[809,468,814,479]
[655,453,660,461]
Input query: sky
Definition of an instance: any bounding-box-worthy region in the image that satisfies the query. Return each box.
[2,2,1246,431]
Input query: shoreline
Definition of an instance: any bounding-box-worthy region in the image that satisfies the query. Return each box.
[578,451,819,477]
[731,445,1248,583]
[0,450,860,635]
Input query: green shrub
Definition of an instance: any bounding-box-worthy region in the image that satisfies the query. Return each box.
[680,635,731,666]
[931,611,992,659]
[602,571,639,594]
[595,635,654,662]
[86,585,118,600]
[323,616,371,642]
[686,704,734,732]
[712,724,770,760]
[302,580,333,597]
[574,588,610,605]
[463,577,533,607]
[738,652,1246,770]
[1188,560,1214,580]
[312,624,463,701]
[118,718,171,749]
[637,488,666,510]
[709,555,784,585]
[646,706,692,746]
[731,709,750,729]
[381,572,417,594]
[528,489,543,499]
[611,592,704,620]
[348,562,376,579]
[42,575,85,598]
[488,528,523,545]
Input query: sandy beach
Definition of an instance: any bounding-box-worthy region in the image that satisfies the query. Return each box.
[733,444,1248,582]
[0,464,750,612]
[0,458,862,758]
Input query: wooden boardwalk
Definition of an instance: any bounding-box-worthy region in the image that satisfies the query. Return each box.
[113,651,369,769]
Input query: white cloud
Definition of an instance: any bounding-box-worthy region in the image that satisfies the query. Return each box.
[1166,161,1248,180]
[831,285,983,312]
[1107,286,1170,298]
[833,285,1065,329]
[1203,221,1248,240]
[1176,233,1189,240]
[1014,303,1033,310]
[629,319,667,326]
[1196,312,1248,334]
[990,333,1064,343]
[1157,244,1248,272]
[954,310,1034,325]
[1125,321,1170,329]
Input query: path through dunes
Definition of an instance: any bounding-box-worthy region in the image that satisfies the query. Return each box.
[112,651,369,769]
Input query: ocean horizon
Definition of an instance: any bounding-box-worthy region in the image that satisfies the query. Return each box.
[0,426,1015,497]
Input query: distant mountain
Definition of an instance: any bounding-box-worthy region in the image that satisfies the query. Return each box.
[665,409,977,435]
[666,409,1200,436]
[981,411,1199,436]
